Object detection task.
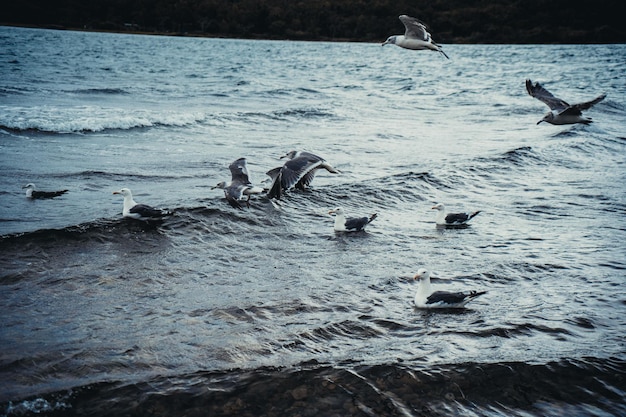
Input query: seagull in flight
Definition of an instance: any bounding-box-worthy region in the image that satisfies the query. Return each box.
[382,15,449,59]
[413,269,486,309]
[212,158,264,209]
[266,151,339,200]
[328,207,377,232]
[526,79,606,125]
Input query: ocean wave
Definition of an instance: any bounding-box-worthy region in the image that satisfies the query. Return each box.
[66,87,130,95]
[3,358,624,417]
[0,106,206,134]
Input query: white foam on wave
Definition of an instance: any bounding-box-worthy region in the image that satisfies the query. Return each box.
[0,105,206,133]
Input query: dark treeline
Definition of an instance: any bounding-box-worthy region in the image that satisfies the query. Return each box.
[4,0,624,43]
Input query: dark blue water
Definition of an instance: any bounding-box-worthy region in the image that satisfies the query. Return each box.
[1,26,625,416]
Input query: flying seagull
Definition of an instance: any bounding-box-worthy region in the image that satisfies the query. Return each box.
[413,268,486,309]
[328,207,378,232]
[432,203,480,227]
[382,15,449,59]
[112,188,172,222]
[22,183,69,199]
[266,151,339,200]
[212,157,264,209]
[526,79,606,125]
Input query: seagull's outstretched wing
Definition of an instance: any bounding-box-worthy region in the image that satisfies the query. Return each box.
[399,15,430,41]
[571,93,607,112]
[526,79,569,112]
[229,158,251,184]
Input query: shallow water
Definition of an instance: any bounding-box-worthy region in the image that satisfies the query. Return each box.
[1,27,625,416]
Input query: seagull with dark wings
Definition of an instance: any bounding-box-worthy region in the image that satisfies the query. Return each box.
[382,15,449,59]
[526,79,606,125]
[266,151,339,200]
[212,158,264,209]
[413,269,486,309]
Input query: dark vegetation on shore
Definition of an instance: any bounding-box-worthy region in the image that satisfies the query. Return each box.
[4,0,624,43]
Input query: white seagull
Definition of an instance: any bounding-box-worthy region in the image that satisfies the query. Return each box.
[413,269,486,309]
[432,203,480,227]
[526,79,606,125]
[266,151,339,200]
[328,207,378,232]
[112,188,172,222]
[22,183,68,199]
[212,158,264,209]
[382,15,449,59]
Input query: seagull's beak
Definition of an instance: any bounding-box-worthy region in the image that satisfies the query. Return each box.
[413,274,420,281]
[328,209,336,215]
[112,191,120,195]
[536,120,543,125]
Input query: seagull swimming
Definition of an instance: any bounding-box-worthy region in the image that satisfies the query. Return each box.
[382,15,449,59]
[22,183,68,199]
[526,79,606,125]
[266,151,339,200]
[112,188,172,222]
[328,207,378,232]
[413,268,486,309]
[432,203,480,227]
[212,158,264,209]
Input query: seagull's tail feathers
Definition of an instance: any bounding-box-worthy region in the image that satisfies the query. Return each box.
[368,213,378,224]
[467,290,487,300]
[438,48,450,59]
[468,211,481,221]
[322,162,340,174]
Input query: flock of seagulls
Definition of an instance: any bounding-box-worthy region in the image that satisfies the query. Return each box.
[21,15,609,310]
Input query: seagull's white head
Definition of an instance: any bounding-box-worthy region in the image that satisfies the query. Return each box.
[431,203,445,211]
[112,188,132,198]
[280,150,299,160]
[538,112,554,125]
[413,269,430,281]
[211,181,227,190]
[22,183,36,190]
[328,207,344,216]
[382,36,397,46]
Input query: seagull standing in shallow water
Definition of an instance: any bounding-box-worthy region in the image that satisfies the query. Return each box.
[413,269,486,309]
[526,79,606,125]
[212,158,264,209]
[112,188,172,222]
[382,15,449,59]
[432,203,480,227]
[328,207,377,232]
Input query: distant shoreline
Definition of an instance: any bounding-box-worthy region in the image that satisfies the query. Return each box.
[3,23,625,45]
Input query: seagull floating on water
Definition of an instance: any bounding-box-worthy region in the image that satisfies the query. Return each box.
[413,268,486,309]
[212,158,264,209]
[382,15,449,59]
[22,183,68,199]
[432,203,480,227]
[266,151,339,200]
[112,188,172,222]
[328,207,378,232]
[526,79,606,125]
